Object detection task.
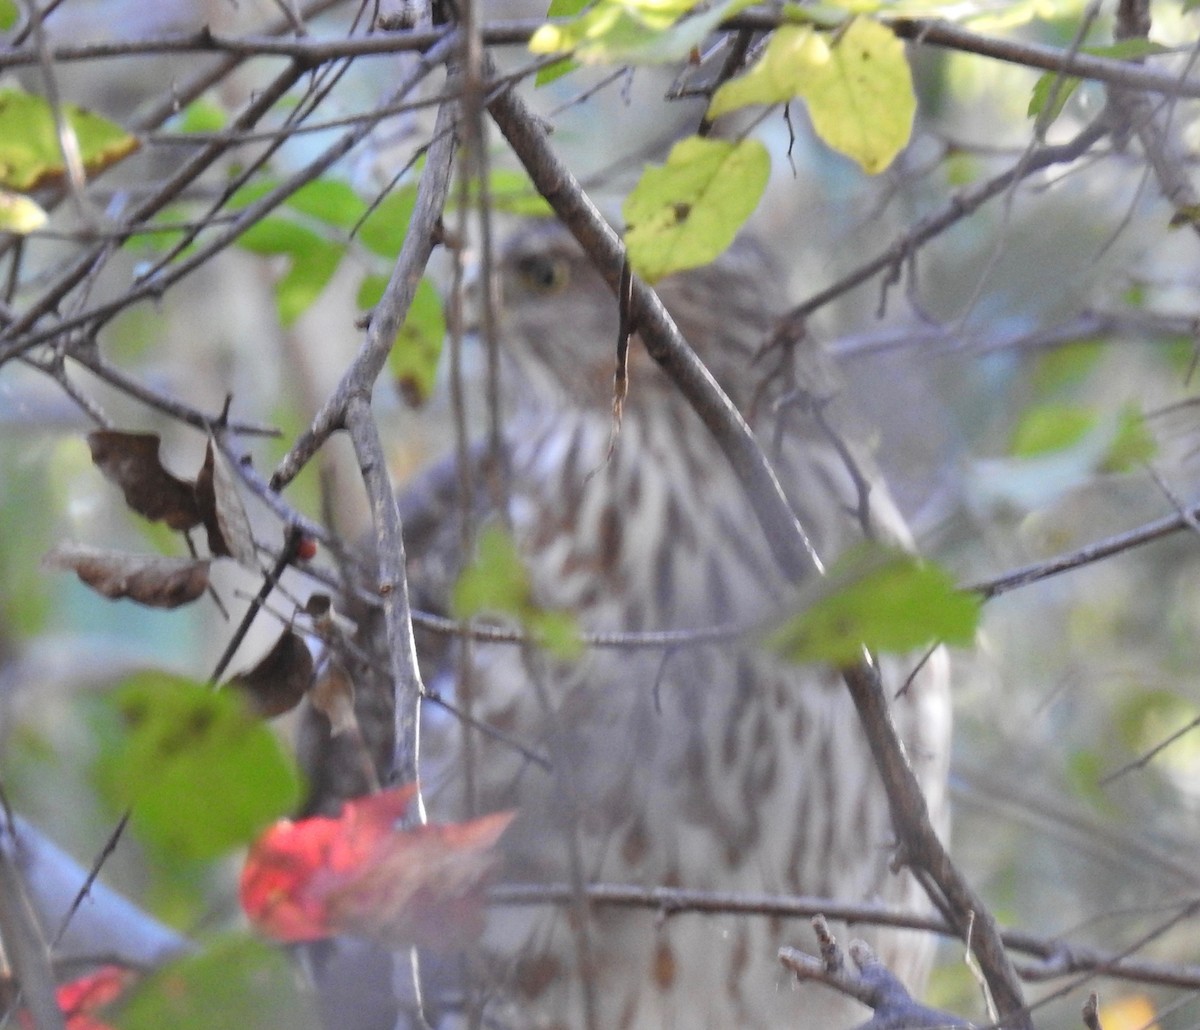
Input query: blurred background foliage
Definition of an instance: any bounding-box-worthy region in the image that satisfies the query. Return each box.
[3,0,1200,1026]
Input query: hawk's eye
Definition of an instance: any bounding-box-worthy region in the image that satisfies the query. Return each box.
[513,253,571,295]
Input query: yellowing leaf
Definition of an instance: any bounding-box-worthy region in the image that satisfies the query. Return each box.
[530,0,755,65]
[623,136,769,282]
[0,189,46,233]
[765,545,980,666]
[709,18,915,174]
[388,277,445,406]
[0,88,139,191]
[357,275,446,406]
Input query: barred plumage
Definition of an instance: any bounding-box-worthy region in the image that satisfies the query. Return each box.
[326,221,952,1028]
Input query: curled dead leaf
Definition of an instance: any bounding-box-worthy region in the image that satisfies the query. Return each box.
[43,544,209,609]
[229,629,314,718]
[195,439,257,566]
[87,430,202,531]
[309,666,358,737]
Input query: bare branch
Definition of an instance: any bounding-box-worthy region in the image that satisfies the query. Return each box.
[485,69,1031,1030]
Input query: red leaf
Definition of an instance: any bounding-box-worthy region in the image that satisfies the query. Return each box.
[325,809,515,951]
[240,784,419,941]
[240,785,513,951]
[17,965,133,1030]
[58,966,132,1030]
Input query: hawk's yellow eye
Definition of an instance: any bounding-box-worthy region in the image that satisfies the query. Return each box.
[513,253,571,295]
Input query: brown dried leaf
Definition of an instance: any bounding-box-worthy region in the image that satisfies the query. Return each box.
[43,544,209,609]
[230,629,314,718]
[195,439,256,566]
[324,809,515,952]
[309,666,359,736]
[86,430,202,531]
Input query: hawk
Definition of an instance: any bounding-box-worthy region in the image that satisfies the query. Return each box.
[315,219,952,1029]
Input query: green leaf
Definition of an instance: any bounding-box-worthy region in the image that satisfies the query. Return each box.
[547,0,591,16]
[285,177,367,231]
[1026,69,1080,124]
[1113,689,1200,785]
[228,177,369,322]
[445,169,553,217]
[275,242,342,326]
[117,933,320,1030]
[535,56,579,85]
[356,273,388,310]
[765,545,980,666]
[535,0,590,83]
[237,217,342,326]
[176,99,227,134]
[1065,748,1117,816]
[0,189,46,233]
[1008,403,1154,471]
[453,526,532,620]
[709,18,915,174]
[357,274,447,403]
[0,448,55,637]
[481,169,554,217]
[530,0,756,65]
[529,610,584,661]
[0,0,19,31]
[452,527,582,660]
[1028,40,1169,126]
[1101,405,1155,472]
[96,673,301,861]
[623,135,769,282]
[386,277,446,406]
[0,88,139,190]
[1009,403,1095,458]
[357,185,417,258]
[1031,340,1104,395]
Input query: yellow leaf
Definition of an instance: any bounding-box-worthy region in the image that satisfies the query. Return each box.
[1098,995,1158,1030]
[0,189,47,234]
[623,136,769,282]
[709,18,915,174]
[530,0,755,65]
